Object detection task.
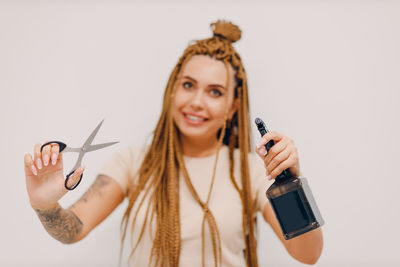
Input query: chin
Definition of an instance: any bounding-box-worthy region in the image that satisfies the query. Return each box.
[176,123,217,142]
[178,127,211,140]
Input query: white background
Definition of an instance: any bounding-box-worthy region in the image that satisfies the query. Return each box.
[1,0,399,266]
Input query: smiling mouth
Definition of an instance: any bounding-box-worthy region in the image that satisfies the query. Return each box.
[183,113,208,122]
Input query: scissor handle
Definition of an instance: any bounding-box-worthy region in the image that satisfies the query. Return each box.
[65,170,83,190]
[40,141,67,153]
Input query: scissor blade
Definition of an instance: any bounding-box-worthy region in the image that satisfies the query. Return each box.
[82,119,104,149]
[62,147,81,153]
[85,141,119,152]
[72,151,85,171]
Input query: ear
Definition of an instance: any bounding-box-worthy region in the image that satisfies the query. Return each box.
[228,98,239,121]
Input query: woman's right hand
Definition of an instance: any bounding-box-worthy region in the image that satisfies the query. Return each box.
[24,142,85,210]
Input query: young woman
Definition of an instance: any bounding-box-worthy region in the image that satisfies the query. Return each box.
[24,20,323,267]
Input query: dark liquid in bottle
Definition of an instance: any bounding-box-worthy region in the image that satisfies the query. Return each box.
[255,117,324,240]
[267,176,323,239]
[266,168,324,240]
[271,190,311,233]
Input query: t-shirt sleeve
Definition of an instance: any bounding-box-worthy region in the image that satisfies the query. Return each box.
[98,146,146,197]
[249,153,273,213]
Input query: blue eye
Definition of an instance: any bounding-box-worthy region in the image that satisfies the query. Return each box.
[210,89,222,97]
[183,81,193,89]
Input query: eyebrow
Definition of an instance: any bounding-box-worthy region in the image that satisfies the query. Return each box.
[182,75,227,91]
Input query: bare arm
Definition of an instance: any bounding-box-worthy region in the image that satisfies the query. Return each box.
[34,175,125,244]
[262,202,323,265]
[34,202,83,244]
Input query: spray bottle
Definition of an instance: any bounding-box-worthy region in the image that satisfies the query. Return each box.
[255,118,324,239]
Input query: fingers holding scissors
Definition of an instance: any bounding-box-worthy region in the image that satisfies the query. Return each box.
[30,141,63,176]
[50,143,60,166]
[65,166,85,190]
[46,141,62,166]
[36,141,62,169]
[24,141,67,210]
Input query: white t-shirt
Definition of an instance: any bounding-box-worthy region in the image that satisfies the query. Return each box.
[99,145,272,267]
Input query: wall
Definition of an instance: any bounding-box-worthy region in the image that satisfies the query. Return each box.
[1,0,399,266]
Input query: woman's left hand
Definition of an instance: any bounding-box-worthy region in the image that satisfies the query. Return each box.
[255,131,301,180]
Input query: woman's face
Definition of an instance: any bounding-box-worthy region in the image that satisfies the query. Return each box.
[172,55,237,144]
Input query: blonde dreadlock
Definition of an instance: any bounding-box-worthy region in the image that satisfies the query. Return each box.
[119,20,258,267]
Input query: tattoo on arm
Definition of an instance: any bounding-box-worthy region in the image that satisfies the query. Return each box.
[35,176,113,244]
[35,204,83,244]
[75,175,111,204]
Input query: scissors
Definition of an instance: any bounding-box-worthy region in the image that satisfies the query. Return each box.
[40,119,119,190]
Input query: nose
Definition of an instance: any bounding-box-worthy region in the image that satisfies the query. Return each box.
[189,89,205,110]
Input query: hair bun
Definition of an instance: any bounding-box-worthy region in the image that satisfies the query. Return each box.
[211,20,242,43]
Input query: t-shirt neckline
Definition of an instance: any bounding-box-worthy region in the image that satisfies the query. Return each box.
[182,145,228,160]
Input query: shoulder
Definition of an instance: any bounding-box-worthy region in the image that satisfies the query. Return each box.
[99,145,150,196]
[112,145,149,163]
[100,144,150,179]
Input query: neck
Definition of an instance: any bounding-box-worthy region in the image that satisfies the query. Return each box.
[180,135,220,157]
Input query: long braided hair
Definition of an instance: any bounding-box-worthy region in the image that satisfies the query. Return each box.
[119,20,258,267]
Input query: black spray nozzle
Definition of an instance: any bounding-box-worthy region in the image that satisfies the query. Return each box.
[255,117,268,136]
[254,117,263,125]
[254,117,274,152]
